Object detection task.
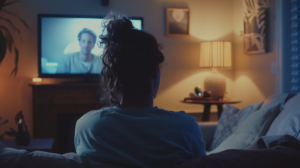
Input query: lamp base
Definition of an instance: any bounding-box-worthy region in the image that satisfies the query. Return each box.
[203,74,226,98]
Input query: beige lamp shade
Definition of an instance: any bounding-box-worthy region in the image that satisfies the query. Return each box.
[199,41,232,68]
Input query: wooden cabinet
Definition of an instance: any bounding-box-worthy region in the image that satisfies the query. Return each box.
[29,84,103,153]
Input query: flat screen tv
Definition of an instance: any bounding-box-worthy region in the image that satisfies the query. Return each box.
[38,14,143,78]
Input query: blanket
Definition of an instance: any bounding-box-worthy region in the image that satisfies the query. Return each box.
[177,135,300,168]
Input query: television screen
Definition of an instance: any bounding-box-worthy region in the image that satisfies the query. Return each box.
[38,14,143,78]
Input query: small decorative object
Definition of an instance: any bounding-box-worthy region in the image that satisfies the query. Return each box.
[243,0,269,54]
[15,111,30,146]
[166,8,190,37]
[203,91,212,98]
[0,115,17,139]
[194,86,203,97]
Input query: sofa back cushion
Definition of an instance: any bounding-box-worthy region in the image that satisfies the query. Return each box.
[266,92,300,140]
[259,93,290,110]
[207,103,281,154]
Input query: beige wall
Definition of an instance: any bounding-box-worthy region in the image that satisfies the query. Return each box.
[231,0,277,109]
[0,0,277,137]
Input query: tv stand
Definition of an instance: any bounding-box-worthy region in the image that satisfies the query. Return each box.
[29,83,104,153]
[61,76,99,84]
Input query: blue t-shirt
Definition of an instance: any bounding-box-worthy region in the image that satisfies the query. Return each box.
[74,106,206,168]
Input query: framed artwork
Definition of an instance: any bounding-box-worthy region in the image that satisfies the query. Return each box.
[166,8,190,37]
[243,0,269,54]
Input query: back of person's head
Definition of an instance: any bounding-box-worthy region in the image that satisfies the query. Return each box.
[99,13,164,106]
[78,28,97,44]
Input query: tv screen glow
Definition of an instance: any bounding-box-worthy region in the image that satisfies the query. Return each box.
[38,14,143,77]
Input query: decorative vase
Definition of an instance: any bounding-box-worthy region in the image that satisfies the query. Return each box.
[15,113,30,146]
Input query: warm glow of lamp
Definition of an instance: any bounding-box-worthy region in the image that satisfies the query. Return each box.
[199,41,232,68]
[199,41,232,98]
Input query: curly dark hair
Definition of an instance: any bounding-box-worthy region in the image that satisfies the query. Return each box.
[99,15,164,106]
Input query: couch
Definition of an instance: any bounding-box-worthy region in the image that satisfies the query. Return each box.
[199,92,300,154]
[1,92,300,168]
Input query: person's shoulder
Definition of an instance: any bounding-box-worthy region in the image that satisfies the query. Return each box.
[153,107,195,120]
[77,107,113,121]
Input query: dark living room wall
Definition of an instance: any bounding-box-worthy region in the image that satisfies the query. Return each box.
[0,0,278,136]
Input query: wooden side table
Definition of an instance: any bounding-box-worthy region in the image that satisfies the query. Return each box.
[0,138,54,152]
[181,98,241,121]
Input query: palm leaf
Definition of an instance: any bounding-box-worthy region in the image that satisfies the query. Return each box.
[1,9,33,33]
[0,0,5,10]
[3,1,20,7]
[9,127,16,133]
[0,30,6,64]
[0,119,8,125]
[243,0,256,23]
[10,47,18,76]
[0,16,22,42]
[5,130,17,136]
[0,133,5,139]
[0,25,14,53]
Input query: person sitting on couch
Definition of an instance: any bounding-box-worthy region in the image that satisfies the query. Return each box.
[74,14,206,168]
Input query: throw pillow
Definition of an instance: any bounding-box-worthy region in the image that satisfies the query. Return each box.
[266,91,300,140]
[207,103,281,154]
[259,93,290,111]
[208,101,263,150]
[208,104,239,151]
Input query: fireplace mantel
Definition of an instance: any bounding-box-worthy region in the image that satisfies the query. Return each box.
[29,83,104,153]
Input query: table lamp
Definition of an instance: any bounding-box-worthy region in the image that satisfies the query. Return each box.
[199,41,232,99]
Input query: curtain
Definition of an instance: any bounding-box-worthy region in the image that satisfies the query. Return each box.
[290,0,300,93]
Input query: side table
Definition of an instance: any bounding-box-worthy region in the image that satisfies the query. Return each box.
[0,138,54,152]
[181,98,241,121]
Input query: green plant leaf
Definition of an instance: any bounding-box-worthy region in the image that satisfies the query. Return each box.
[1,9,33,33]
[10,47,18,77]
[0,25,15,53]
[9,127,17,133]
[5,130,17,137]
[0,30,6,64]
[3,1,20,8]
[0,16,22,42]
[0,134,4,139]
[0,119,8,125]
[0,0,5,10]
[0,26,14,52]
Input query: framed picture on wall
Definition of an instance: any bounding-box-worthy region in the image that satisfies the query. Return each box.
[243,0,269,54]
[166,8,190,37]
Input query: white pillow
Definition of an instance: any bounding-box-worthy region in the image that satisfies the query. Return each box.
[266,92,300,140]
[260,93,289,110]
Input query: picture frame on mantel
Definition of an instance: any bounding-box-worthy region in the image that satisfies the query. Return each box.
[243,0,269,54]
[166,8,190,37]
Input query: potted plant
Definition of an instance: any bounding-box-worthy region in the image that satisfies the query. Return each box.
[0,114,17,139]
[0,0,31,76]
